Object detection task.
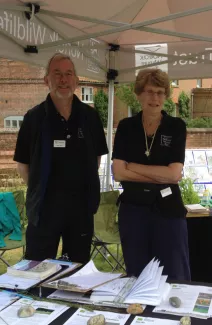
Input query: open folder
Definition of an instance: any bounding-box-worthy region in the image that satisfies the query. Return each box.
[43,260,123,293]
[90,258,170,306]
[48,258,170,307]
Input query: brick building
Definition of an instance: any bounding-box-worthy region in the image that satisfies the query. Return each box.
[171,79,212,103]
[0,58,112,129]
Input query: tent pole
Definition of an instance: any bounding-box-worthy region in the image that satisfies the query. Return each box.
[106,80,115,191]
[105,45,119,192]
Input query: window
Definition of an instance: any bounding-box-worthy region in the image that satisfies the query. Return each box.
[81,87,93,103]
[171,80,179,87]
[4,116,23,129]
[197,79,202,88]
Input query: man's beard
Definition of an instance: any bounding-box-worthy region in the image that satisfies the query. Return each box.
[55,88,73,99]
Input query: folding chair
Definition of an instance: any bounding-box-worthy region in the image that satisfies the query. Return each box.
[0,190,26,266]
[90,190,126,272]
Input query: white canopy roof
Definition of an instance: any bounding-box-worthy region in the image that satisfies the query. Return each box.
[0,0,212,82]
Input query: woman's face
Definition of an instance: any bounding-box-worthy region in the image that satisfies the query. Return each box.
[137,83,166,114]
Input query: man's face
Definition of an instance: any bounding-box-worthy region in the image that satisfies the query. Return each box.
[44,58,79,99]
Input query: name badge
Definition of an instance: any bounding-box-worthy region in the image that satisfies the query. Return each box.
[54,140,66,148]
[160,187,172,198]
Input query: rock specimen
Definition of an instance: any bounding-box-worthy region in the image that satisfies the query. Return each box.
[17,305,36,318]
[127,303,144,314]
[169,296,182,308]
[87,314,106,325]
[180,316,191,325]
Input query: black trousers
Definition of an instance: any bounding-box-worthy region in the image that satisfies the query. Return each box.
[118,202,191,280]
[25,197,93,264]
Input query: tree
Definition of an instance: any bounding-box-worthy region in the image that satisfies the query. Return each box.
[115,83,140,115]
[178,91,190,118]
[163,97,176,116]
[93,89,108,127]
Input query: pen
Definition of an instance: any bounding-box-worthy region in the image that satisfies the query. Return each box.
[39,286,42,298]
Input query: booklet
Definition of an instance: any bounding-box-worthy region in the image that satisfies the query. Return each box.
[44,260,123,293]
[153,283,212,319]
[0,297,69,325]
[185,204,208,213]
[62,307,130,325]
[7,260,61,280]
[90,258,170,306]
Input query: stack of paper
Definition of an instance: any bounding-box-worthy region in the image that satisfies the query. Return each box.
[90,258,170,306]
[153,283,212,319]
[46,260,123,292]
[185,204,208,213]
[0,259,79,290]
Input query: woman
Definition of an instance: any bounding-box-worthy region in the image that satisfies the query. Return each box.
[112,68,190,280]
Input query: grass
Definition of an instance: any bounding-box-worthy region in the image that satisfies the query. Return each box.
[0,185,125,274]
[0,243,124,275]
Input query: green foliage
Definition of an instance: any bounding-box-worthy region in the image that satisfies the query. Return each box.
[93,89,108,127]
[115,83,141,115]
[185,117,212,128]
[179,177,200,205]
[163,98,176,116]
[178,91,190,118]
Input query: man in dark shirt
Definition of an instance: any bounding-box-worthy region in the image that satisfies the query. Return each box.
[14,53,108,263]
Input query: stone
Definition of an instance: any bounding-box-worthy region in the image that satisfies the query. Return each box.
[180,316,191,325]
[17,305,36,318]
[87,314,105,325]
[127,303,144,315]
[169,296,182,308]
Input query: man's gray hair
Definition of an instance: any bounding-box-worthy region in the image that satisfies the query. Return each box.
[45,53,77,76]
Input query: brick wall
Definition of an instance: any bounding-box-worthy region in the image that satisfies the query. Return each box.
[186,129,212,148]
[1,129,212,171]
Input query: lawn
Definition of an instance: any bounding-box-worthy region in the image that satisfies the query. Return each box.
[0,243,124,275]
[0,185,124,274]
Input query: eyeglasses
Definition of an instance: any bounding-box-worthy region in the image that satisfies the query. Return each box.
[143,90,166,98]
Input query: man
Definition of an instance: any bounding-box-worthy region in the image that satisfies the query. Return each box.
[14,53,108,263]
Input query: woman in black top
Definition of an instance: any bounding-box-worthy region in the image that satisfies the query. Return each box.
[112,68,190,280]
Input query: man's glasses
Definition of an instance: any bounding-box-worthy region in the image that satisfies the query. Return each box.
[143,90,166,98]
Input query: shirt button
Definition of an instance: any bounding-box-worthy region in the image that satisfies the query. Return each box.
[67,134,71,139]
[61,118,64,122]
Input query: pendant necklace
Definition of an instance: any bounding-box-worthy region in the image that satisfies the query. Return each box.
[143,119,159,157]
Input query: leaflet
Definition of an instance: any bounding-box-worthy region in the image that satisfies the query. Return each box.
[0,297,69,325]
[63,308,130,325]
[131,316,178,324]
[154,283,212,319]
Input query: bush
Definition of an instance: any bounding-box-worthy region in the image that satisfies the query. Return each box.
[93,89,108,127]
[185,117,212,128]
[179,177,200,205]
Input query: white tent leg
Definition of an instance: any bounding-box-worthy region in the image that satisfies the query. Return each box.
[106,80,115,192]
